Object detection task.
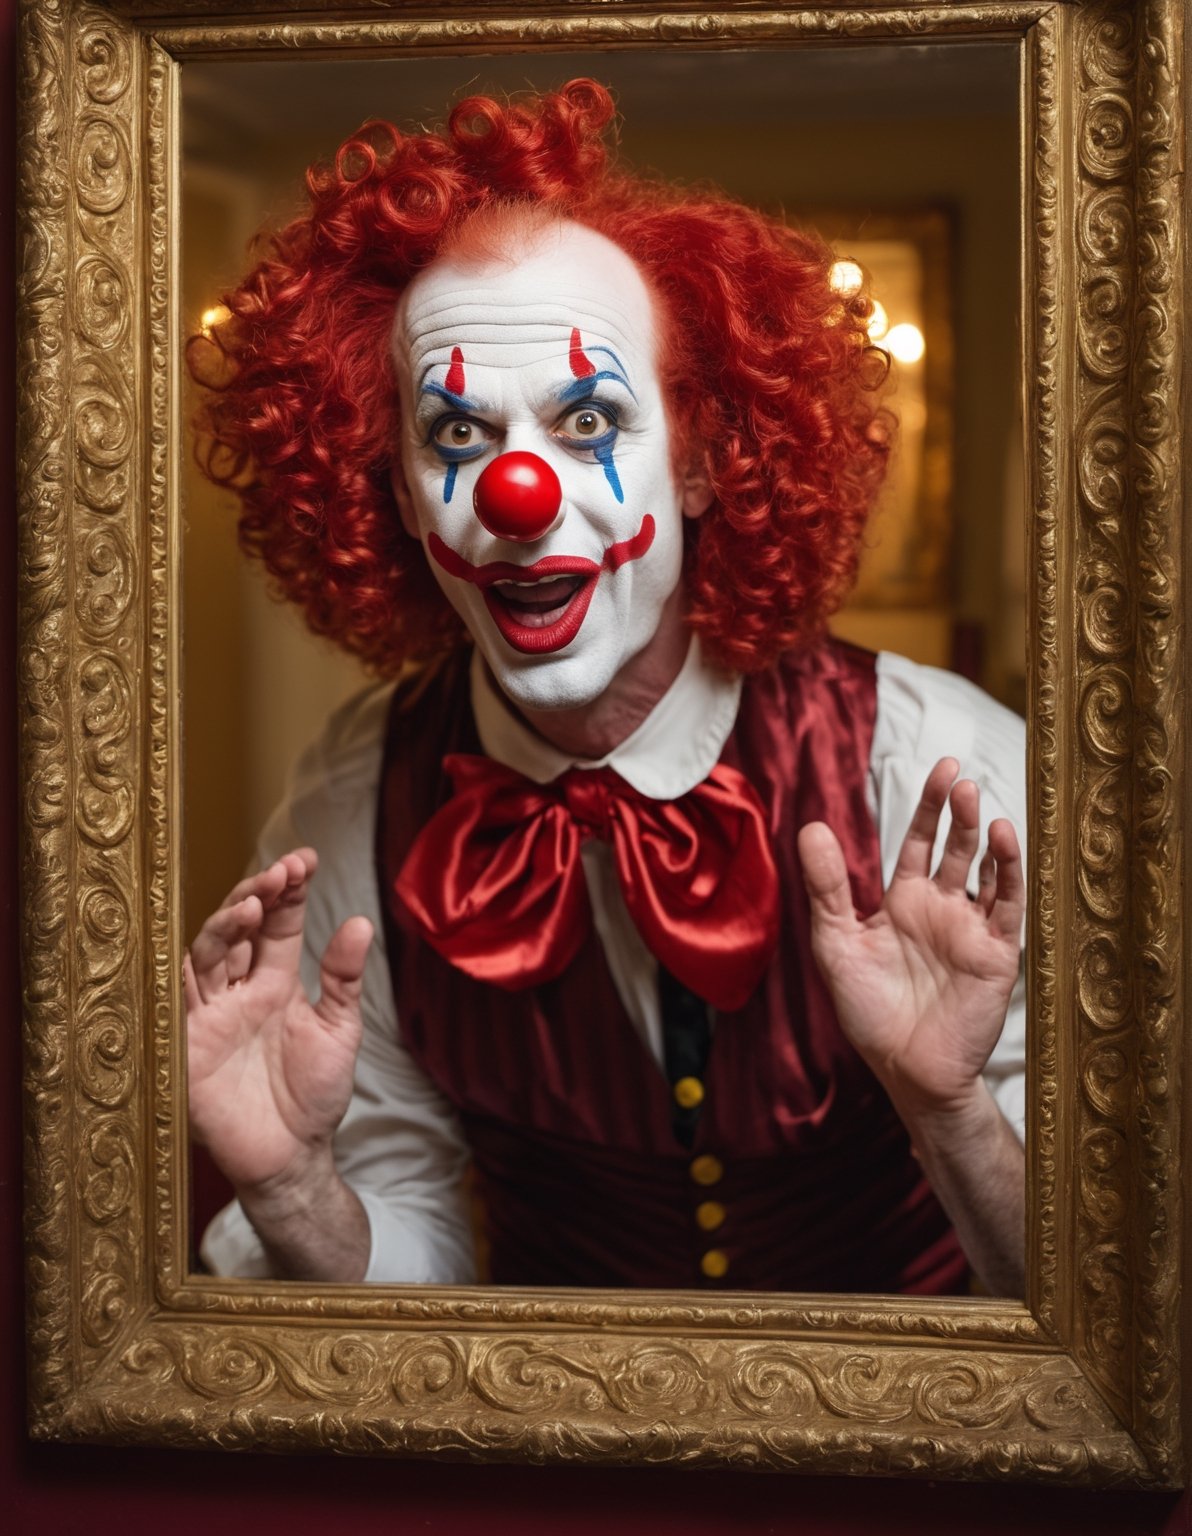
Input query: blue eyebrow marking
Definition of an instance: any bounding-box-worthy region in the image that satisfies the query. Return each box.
[578,344,632,376]
[556,370,637,406]
[419,381,481,413]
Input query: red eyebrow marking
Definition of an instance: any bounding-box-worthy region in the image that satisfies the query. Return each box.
[569,327,597,379]
[445,346,466,396]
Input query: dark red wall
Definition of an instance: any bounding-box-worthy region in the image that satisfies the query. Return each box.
[2,4,1188,1530]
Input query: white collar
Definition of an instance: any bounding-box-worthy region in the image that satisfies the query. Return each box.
[470,634,743,799]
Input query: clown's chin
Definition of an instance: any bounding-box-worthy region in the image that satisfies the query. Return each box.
[477,597,679,723]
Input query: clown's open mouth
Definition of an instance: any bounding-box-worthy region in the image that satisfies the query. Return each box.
[483,573,599,654]
[427,515,655,657]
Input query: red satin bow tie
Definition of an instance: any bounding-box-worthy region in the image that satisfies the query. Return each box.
[392,754,779,1012]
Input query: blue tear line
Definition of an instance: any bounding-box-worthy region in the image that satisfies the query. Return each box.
[594,441,624,503]
[443,463,458,504]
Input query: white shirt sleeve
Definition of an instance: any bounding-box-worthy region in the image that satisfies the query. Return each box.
[199,683,477,1284]
[869,652,1028,1140]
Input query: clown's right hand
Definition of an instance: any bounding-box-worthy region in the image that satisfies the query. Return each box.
[185,848,372,1197]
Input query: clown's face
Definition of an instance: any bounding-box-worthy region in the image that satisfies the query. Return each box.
[392,222,706,715]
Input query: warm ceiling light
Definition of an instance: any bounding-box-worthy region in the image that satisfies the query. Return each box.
[829,259,864,297]
[885,322,925,364]
[200,303,232,335]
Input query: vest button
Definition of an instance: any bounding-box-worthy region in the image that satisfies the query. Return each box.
[689,1154,723,1186]
[695,1200,726,1231]
[673,1076,705,1109]
[700,1248,729,1279]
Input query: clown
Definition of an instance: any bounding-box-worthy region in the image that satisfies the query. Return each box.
[187,81,1026,1295]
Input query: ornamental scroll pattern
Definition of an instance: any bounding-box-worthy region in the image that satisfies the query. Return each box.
[17,0,1186,1490]
[70,5,144,1379]
[1024,0,1062,1343]
[1069,0,1183,1475]
[148,3,1059,57]
[19,0,145,1421]
[73,1327,1140,1483]
[18,0,76,1421]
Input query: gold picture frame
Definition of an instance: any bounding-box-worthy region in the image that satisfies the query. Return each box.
[16,0,1187,1487]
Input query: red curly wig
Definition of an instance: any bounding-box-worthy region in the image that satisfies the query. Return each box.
[189,78,891,675]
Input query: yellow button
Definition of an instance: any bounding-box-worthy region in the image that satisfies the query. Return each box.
[696,1201,726,1232]
[689,1154,724,1187]
[701,1249,729,1279]
[673,1076,705,1109]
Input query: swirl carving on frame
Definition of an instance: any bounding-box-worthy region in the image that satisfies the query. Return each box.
[72,5,144,1380]
[1069,0,1183,1473]
[17,0,1188,1487]
[1073,0,1138,1419]
[16,0,146,1408]
[1122,0,1182,1465]
[19,0,78,1425]
[1024,0,1061,1337]
[70,1326,1141,1481]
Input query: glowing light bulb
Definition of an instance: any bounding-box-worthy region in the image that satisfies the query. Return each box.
[200,304,231,336]
[829,260,864,297]
[866,300,889,341]
[885,323,925,364]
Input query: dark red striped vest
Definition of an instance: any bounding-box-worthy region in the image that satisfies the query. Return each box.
[376,640,967,1293]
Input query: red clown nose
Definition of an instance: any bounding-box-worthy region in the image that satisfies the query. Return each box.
[473,452,562,543]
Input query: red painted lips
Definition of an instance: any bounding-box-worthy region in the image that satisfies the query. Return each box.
[428,516,656,655]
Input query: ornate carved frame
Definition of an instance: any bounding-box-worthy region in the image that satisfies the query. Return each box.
[16,0,1188,1487]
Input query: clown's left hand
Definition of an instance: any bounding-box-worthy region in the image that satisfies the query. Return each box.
[798,758,1026,1294]
[798,757,1023,1116]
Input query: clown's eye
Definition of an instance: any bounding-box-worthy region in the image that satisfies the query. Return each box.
[432,417,491,449]
[555,404,615,443]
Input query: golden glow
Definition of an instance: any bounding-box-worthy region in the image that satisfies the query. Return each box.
[885,322,925,364]
[829,259,864,297]
[200,303,232,335]
[866,300,889,340]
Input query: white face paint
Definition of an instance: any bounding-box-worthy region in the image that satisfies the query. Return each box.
[393,222,697,714]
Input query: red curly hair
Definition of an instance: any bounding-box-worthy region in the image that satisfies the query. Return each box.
[189,79,891,675]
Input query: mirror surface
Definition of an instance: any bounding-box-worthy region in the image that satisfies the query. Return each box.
[181,42,1023,1292]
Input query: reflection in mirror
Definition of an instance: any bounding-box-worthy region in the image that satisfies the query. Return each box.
[182,46,1026,1296]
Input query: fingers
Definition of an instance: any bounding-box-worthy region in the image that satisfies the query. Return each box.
[189,849,319,1006]
[892,758,958,883]
[316,916,374,1031]
[984,818,1025,939]
[188,894,263,1005]
[251,850,319,973]
[219,848,317,911]
[935,777,981,893]
[893,765,1025,932]
[798,822,859,933]
[977,845,997,915]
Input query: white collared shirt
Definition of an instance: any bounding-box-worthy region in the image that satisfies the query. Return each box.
[201,642,1027,1284]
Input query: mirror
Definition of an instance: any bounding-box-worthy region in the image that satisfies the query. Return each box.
[18,0,1187,1487]
[180,45,1028,1297]
[180,43,1022,924]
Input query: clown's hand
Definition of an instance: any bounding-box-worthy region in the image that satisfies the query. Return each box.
[797,759,1023,1121]
[798,759,1026,1296]
[185,849,371,1199]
